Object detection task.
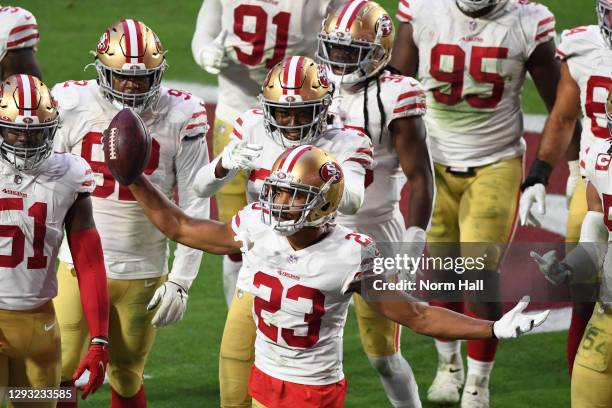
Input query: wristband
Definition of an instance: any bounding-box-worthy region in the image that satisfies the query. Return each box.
[520,159,552,191]
[91,336,109,347]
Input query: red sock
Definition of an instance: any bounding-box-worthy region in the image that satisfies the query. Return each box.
[111,385,146,408]
[466,310,498,362]
[567,302,594,376]
[57,380,77,408]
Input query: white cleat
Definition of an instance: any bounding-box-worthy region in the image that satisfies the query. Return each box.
[460,375,490,408]
[427,361,464,404]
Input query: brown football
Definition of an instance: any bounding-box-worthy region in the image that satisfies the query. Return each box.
[103,108,151,185]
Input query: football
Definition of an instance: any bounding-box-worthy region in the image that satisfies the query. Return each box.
[103,108,152,185]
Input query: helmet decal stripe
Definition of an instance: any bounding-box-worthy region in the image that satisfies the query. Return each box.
[337,0,367,31]
[26,75,37,115]
[133,20,144,63]
[283,56,304,96]
[280,145,312,173]
[121,20,132,63]
[15,74,25,116]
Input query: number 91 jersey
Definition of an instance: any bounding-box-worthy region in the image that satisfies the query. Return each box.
[398,0,555,167]
[213,0,345,122]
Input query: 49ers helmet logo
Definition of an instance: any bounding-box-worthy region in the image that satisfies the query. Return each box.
[319,161,343,184]
[376,15,393,37]
[317,64,330,87]
[97,30,110,53]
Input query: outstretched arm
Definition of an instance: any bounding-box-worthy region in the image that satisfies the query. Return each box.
[353,276,547,340]
[129,175,241,254]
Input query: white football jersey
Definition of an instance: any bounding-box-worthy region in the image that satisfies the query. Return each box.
[231,203,378,384]
[398,0,555,167]
[52,81,210,281]
[228,109,374,206]
[330,71,427,225]
[0,6,38,62]
[556,25,612,176]
[583,139,612,236]
[203,0,345,122]
[0,153,95,310]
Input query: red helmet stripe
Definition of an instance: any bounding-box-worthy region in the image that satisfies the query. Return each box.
[15,74,25,116]
[121,20,132,64]
[27,75,37,114]
[280,145,312,173]
[282,56,304,96]
[337,0,367,31]
[133,20,144,63]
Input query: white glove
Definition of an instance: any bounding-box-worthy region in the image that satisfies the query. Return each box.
[197,30,228,75]
[530,250,571,286]
[519,183,546,227]
[566,160,580,209]
[221,141,263,172]
[493,296,549,339]
[147,281,188,328]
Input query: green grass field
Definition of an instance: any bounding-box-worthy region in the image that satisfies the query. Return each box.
[14,0,595,406]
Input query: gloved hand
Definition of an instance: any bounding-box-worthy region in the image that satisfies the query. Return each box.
[147,281,189,328]
[400,226,426,283]
[221,141,263,172]
[73,339,108,399]
[519,183,546,227]
[197,30,229,75]
[530,250,571,286]
[566,160,581,209]
[492,296,549,339]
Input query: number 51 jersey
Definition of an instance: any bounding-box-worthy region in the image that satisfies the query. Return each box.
[398,0,555,167]
[0,153,94,310]
[52,80,209,280]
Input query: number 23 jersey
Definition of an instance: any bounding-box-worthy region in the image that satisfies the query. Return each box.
[398,0,555,167]
[231,203,378,385]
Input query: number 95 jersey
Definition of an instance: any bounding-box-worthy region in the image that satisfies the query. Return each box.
[398,0,555,167]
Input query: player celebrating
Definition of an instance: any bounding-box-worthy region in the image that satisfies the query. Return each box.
[316,1,434,406]
[121,144,547,408]
[191,0,346,306]
[390,0,560,405]
[0,5,42,80]
[193,55,374,407]
[52,20,209,408]
[520,0,612,375]
[531,87,612,408]
[0,75,109,404]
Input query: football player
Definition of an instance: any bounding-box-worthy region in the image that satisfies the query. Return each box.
[519,0,612,375]
[531,87,612,408]
[51,20,209,408]
[316,1,435,406]
[191,0,346,306]
[123,144,547,408]
[0,5,42,79]
[391,0,560,406]
[193,55,374,407]
[0,75,109,405]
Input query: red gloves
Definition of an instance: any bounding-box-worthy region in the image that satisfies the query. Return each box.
[73,340,109,399]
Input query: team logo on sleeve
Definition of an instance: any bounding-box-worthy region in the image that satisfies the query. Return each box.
[319,161,343,184]
[376,15,393,37]
[97,30,110,53]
